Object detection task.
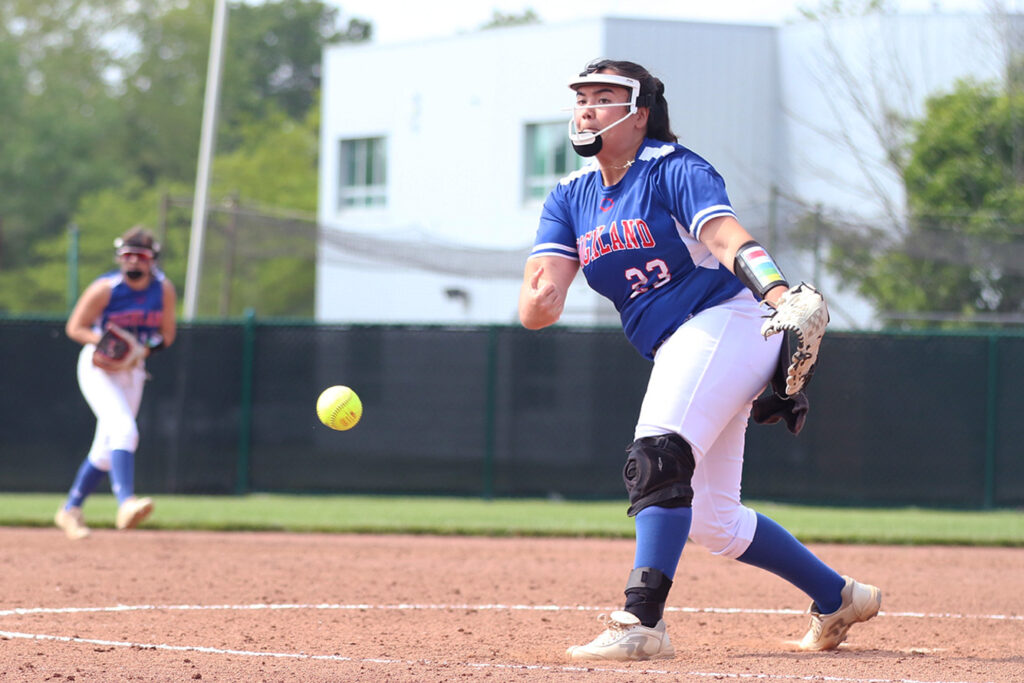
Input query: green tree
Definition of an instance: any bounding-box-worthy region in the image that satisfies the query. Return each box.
[0,0,135,263]
[0,105,321,316]
[225,0,369,123]
[0,0,370,315]
[0,178,188,314]
[117,0,367,185]
[820,75,1024,326]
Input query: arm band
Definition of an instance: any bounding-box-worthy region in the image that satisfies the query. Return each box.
[733,240,789,300]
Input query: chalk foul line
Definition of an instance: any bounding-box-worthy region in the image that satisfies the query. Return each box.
[0,628,996,683]
[0,602,1020,621]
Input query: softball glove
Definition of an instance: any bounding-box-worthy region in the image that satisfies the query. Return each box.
[760,282,829,396]
[93,323,145,372]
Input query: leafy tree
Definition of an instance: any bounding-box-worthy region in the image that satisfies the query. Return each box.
[225,0,369,123]
[117,0,366,185]
[0,178,187,314]
[0,0,135,263]
[114,0,215,185]
[818,74,1024,326]
[0,105,321,317]
[0,0,370,315]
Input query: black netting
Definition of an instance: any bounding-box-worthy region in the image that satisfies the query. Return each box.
[2,318,1021,508]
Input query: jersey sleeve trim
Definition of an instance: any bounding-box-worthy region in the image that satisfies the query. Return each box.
[691,204,737,239]
[528,242,579,261]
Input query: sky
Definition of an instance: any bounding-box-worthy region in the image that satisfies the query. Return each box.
[328,0,1007,44]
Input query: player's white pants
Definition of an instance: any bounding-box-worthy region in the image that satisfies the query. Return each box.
[77,344,146,471]
[634,291,782,559]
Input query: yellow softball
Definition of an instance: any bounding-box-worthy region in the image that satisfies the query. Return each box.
[316,385,363,431]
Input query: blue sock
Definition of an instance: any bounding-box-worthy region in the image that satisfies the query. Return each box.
[632,506,692,578]
[737,513,845,613]
[109,449,135,504]
[66,460,107,508]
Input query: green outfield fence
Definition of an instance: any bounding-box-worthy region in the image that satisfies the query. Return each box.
[1,314,1022,509]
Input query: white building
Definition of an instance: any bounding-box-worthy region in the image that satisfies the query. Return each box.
[317,12,1018,330]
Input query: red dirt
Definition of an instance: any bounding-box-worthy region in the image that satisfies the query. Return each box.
[0,528,1020,682]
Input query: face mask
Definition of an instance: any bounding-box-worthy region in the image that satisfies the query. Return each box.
[567,109,635,157]
[569,132,603,157]
[566,72,642,158]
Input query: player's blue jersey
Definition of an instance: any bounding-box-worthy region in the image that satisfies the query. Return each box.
[530,138,745,359]
[92,269,166,347]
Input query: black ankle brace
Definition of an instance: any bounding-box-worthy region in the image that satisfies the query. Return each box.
[623,566,673,627]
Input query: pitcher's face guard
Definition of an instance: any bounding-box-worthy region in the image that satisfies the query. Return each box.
[566,72,645,157]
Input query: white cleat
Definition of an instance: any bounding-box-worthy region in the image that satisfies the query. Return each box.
[55,506,91,540]
[800,575,881,650]
[567,610,675,661]
[116,496,154,530]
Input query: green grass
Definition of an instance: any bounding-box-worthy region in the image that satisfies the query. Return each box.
[5,493,1022,546]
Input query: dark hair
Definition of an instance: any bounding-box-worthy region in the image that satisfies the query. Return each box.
[580,59,677,143]
[115,225,160,256]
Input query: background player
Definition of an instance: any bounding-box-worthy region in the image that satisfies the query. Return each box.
[55,226,177,539]
[518,59,881,661]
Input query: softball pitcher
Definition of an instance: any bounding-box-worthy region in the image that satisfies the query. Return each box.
[55,226,177,540]
[519,59,881,661]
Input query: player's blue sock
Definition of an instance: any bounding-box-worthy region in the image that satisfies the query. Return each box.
[109,449,135,504]
[737,512,845,613]
[632,505,692,579]
[66,460,107,508]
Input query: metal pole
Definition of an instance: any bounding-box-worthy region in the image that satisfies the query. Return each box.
[67,223,79,312]
[236,308,257,495]
[983,335,999,509]
[183,0,229,319]
[482,326,498,501]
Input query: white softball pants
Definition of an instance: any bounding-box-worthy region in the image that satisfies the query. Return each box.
[77,344,146,471]
[634,291,782,559]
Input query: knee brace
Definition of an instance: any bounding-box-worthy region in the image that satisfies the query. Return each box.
[622,433,695,517]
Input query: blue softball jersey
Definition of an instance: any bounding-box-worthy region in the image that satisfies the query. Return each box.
[93,269,167,347]
[530,139,746,360]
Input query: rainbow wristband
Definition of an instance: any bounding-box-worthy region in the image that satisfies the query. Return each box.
[734,240,788,300]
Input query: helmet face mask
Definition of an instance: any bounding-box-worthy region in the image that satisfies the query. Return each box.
[566,73,642,157]
[113,233,159,280]
[116,246,155,261]
[113,235,159,261]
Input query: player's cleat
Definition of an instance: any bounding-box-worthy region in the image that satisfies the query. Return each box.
[566,610,675,661]
[116,496,154,530]
[799,575,881,651]
[55,506,91,540]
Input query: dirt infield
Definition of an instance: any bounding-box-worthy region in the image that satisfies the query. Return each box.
[0,528,1020,682]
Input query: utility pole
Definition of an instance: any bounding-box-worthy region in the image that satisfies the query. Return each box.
[183,0,228,319]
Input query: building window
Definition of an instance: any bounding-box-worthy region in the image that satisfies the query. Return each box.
[524,122,586,202]
[339,137,386,208]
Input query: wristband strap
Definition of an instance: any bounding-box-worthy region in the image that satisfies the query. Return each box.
[146,335,166,354]
[733,240,788,300]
